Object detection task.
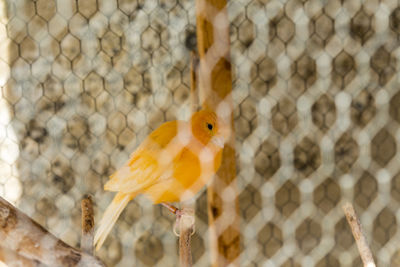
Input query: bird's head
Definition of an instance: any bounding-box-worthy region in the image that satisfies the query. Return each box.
[190,109,230,148]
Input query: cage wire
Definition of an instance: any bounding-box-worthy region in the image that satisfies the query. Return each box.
[0,0,400,266]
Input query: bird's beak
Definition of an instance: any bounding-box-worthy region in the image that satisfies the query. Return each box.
[219,120,231,143]
[211,136,225,148]
[214,112,231,148]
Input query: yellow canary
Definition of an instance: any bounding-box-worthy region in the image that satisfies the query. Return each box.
[94,109,227,250]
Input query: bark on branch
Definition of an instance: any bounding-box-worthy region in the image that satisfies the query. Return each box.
[0,196,104,267]
[175,51,201,267]
[0,245,40,267]
[179,208,194,267]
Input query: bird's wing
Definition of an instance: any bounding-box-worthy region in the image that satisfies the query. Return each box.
[104,120,187,193]
[143,145,222,203]
[141,147,201,203]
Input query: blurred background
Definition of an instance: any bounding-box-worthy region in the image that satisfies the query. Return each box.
[1,0,400,266]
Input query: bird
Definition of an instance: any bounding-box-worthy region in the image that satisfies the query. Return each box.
[94,109,228,250]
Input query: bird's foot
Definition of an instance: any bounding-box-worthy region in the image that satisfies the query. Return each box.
[173,208,195,237]
[161,202,179,214]
[161,203,195,236]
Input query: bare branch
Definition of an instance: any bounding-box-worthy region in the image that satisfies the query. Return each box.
[179,208,194,267]
[0,245,40,267]
[0,196,104,267]
[342,202,376,267]
[81,195,94,255]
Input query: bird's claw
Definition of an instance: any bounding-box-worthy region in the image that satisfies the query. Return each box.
[173,208,195,237]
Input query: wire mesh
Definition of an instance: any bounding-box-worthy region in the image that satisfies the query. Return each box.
[0,0,400,266]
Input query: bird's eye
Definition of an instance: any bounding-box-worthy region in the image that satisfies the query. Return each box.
[207,123,213,130]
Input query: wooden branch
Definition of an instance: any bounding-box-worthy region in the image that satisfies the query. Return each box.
[81,195,94,255]
[195,0,241,266]
[179,209,194,267]
[0,245,40,267]
[0,196,105,267]
[176,51,202,267]
[342,202,376,267]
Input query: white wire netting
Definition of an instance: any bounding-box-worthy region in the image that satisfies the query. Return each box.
[0,0,400,266]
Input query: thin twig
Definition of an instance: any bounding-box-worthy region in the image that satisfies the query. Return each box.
[81,195,95,255]
[190,51,200,113]
[342,202,376,267]
[179,208,194,267]
[0,196,105,267]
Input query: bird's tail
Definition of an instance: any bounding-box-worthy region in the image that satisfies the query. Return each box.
[94,192,135,251]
